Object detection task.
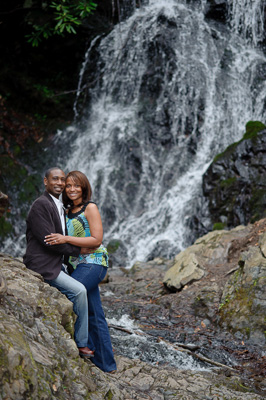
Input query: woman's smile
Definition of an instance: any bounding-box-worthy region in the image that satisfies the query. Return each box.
[65,178,83,203]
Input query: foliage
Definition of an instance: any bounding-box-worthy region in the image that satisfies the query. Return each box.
[25,0,97,47]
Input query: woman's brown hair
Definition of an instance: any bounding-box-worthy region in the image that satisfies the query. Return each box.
[63,170,92,208]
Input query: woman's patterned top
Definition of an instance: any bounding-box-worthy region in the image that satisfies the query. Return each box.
[66,202,108,269]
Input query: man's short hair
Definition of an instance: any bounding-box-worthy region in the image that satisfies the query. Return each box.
[44,167,64,179]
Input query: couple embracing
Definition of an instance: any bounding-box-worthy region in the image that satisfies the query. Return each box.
[23,167,116,373]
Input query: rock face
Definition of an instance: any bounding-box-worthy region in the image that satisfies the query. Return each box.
[1,248,265,399]
[0,254,96,400]
[202,122,266,230]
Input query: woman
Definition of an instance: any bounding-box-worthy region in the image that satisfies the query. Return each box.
[45,171,116,373]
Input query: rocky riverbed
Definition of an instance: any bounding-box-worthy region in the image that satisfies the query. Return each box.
[102,218,266,397]
[0,219,265,399]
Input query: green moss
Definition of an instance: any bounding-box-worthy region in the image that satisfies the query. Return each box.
[243,121,265,139]
[107,240,121,254]
[104,389,114,399]
[219,177,237,187]
[213,222,225,231]
[219,276,260,338]
[228,379,256,394]
[213,141,239,163]
[213,120,265,163]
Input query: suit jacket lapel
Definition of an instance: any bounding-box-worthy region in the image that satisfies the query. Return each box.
[43,191,63,234]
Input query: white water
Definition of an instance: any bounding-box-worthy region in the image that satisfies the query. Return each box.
[106,314,209,370]
[228,0,265,46]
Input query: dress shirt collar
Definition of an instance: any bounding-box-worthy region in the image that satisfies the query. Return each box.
[49,193,64,211]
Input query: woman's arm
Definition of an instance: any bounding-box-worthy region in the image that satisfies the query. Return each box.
[44,203,103,248]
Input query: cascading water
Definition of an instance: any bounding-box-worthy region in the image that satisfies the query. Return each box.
[228,0,265,46]
[60,0,265,268]
[1,0,265,265]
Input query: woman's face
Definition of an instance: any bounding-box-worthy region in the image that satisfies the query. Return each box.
[65,177,83,204]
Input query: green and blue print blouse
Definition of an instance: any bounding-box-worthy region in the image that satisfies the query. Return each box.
[66,202,108,269]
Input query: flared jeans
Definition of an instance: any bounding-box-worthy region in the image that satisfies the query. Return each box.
[71,263,117,372]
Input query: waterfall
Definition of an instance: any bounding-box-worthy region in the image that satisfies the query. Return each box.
[228,0,265,46]
[59,0,265,267]
[2,0,264,262]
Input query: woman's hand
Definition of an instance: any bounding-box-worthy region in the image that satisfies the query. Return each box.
[80,246,99,254]
[44,233,66,245]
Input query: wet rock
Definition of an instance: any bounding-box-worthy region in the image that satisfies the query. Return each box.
[107,238,128,268]
[202,122,266,230]
[204,0,228,23]
[147,240,174,261]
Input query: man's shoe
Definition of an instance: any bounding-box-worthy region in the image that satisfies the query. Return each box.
[78,347,95,358]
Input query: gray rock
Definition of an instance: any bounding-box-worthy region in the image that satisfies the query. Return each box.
[163,251,205,291]
[219,245,266,344]
[202,124,266,230]
[163,227,248,291]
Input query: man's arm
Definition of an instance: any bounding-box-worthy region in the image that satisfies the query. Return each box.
[28,200,80,257]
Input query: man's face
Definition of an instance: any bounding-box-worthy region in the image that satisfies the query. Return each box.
[44,169,66,199]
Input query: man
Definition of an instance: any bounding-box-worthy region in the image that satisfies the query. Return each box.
[23,167,93,358]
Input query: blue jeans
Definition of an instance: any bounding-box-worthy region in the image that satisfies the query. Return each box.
[46,270,89,348]
[71,263,117,372]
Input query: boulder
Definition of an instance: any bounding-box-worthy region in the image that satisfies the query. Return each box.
[163,226,249,291]
[163,250,205,291]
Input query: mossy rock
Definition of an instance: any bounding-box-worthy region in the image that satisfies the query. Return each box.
[107,239,122,254]
[219,246,266,344]
[203,121,266,230]
[244,121,266,139]
[213,120,265,162]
